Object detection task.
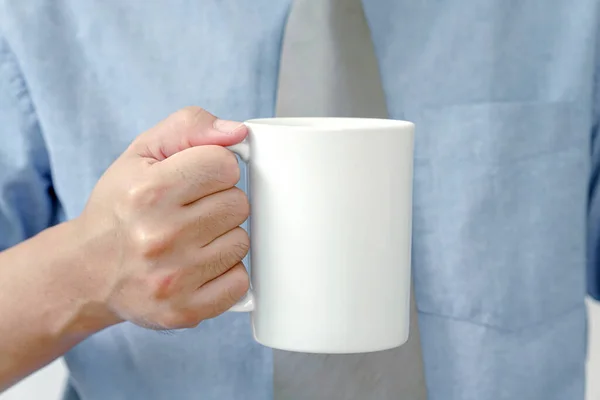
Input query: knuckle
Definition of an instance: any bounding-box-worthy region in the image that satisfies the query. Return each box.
[125,182,164,208]
[149,272,178,300]
[178,309,202,328]
[159,309,201,330]
[130,225,174,258]
[202,266,249,318]
[156,312,179,329]
[173,106,209,130]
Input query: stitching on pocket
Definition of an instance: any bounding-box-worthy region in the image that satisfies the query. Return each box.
[416,301,585,334]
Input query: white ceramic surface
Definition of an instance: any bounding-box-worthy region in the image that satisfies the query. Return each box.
[227,117,415,354]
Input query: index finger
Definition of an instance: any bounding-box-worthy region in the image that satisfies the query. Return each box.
[156,144,242,205]
[128,106,247,161]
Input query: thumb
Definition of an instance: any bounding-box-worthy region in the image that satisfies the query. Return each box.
[128,106,247,161]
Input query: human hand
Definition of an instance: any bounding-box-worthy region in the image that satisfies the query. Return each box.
[73,107,250,331]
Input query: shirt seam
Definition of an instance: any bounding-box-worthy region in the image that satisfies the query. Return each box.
[0,32,54,183]
[417,301,584,334]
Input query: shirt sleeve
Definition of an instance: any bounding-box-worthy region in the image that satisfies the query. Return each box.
[0,34,57,251]
[588,33,600,300]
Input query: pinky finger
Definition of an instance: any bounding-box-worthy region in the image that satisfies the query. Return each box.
[191,263,250,320]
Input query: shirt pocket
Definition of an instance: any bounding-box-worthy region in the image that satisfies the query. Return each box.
[409,100,589,331]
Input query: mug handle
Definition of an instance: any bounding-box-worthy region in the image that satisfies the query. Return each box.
[225,139,254,312]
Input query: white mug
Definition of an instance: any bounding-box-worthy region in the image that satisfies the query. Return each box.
[226,117,414,354]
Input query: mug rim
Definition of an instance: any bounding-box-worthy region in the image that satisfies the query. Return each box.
[245,117,414,131]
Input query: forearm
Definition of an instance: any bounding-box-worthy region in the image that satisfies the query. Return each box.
[0,221,116,392]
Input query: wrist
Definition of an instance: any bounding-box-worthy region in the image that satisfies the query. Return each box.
[42,220,121,338]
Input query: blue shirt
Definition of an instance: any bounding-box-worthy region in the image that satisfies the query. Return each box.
[0,1,593,399]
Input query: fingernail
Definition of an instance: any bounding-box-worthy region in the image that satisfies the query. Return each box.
[213,119,245,134]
